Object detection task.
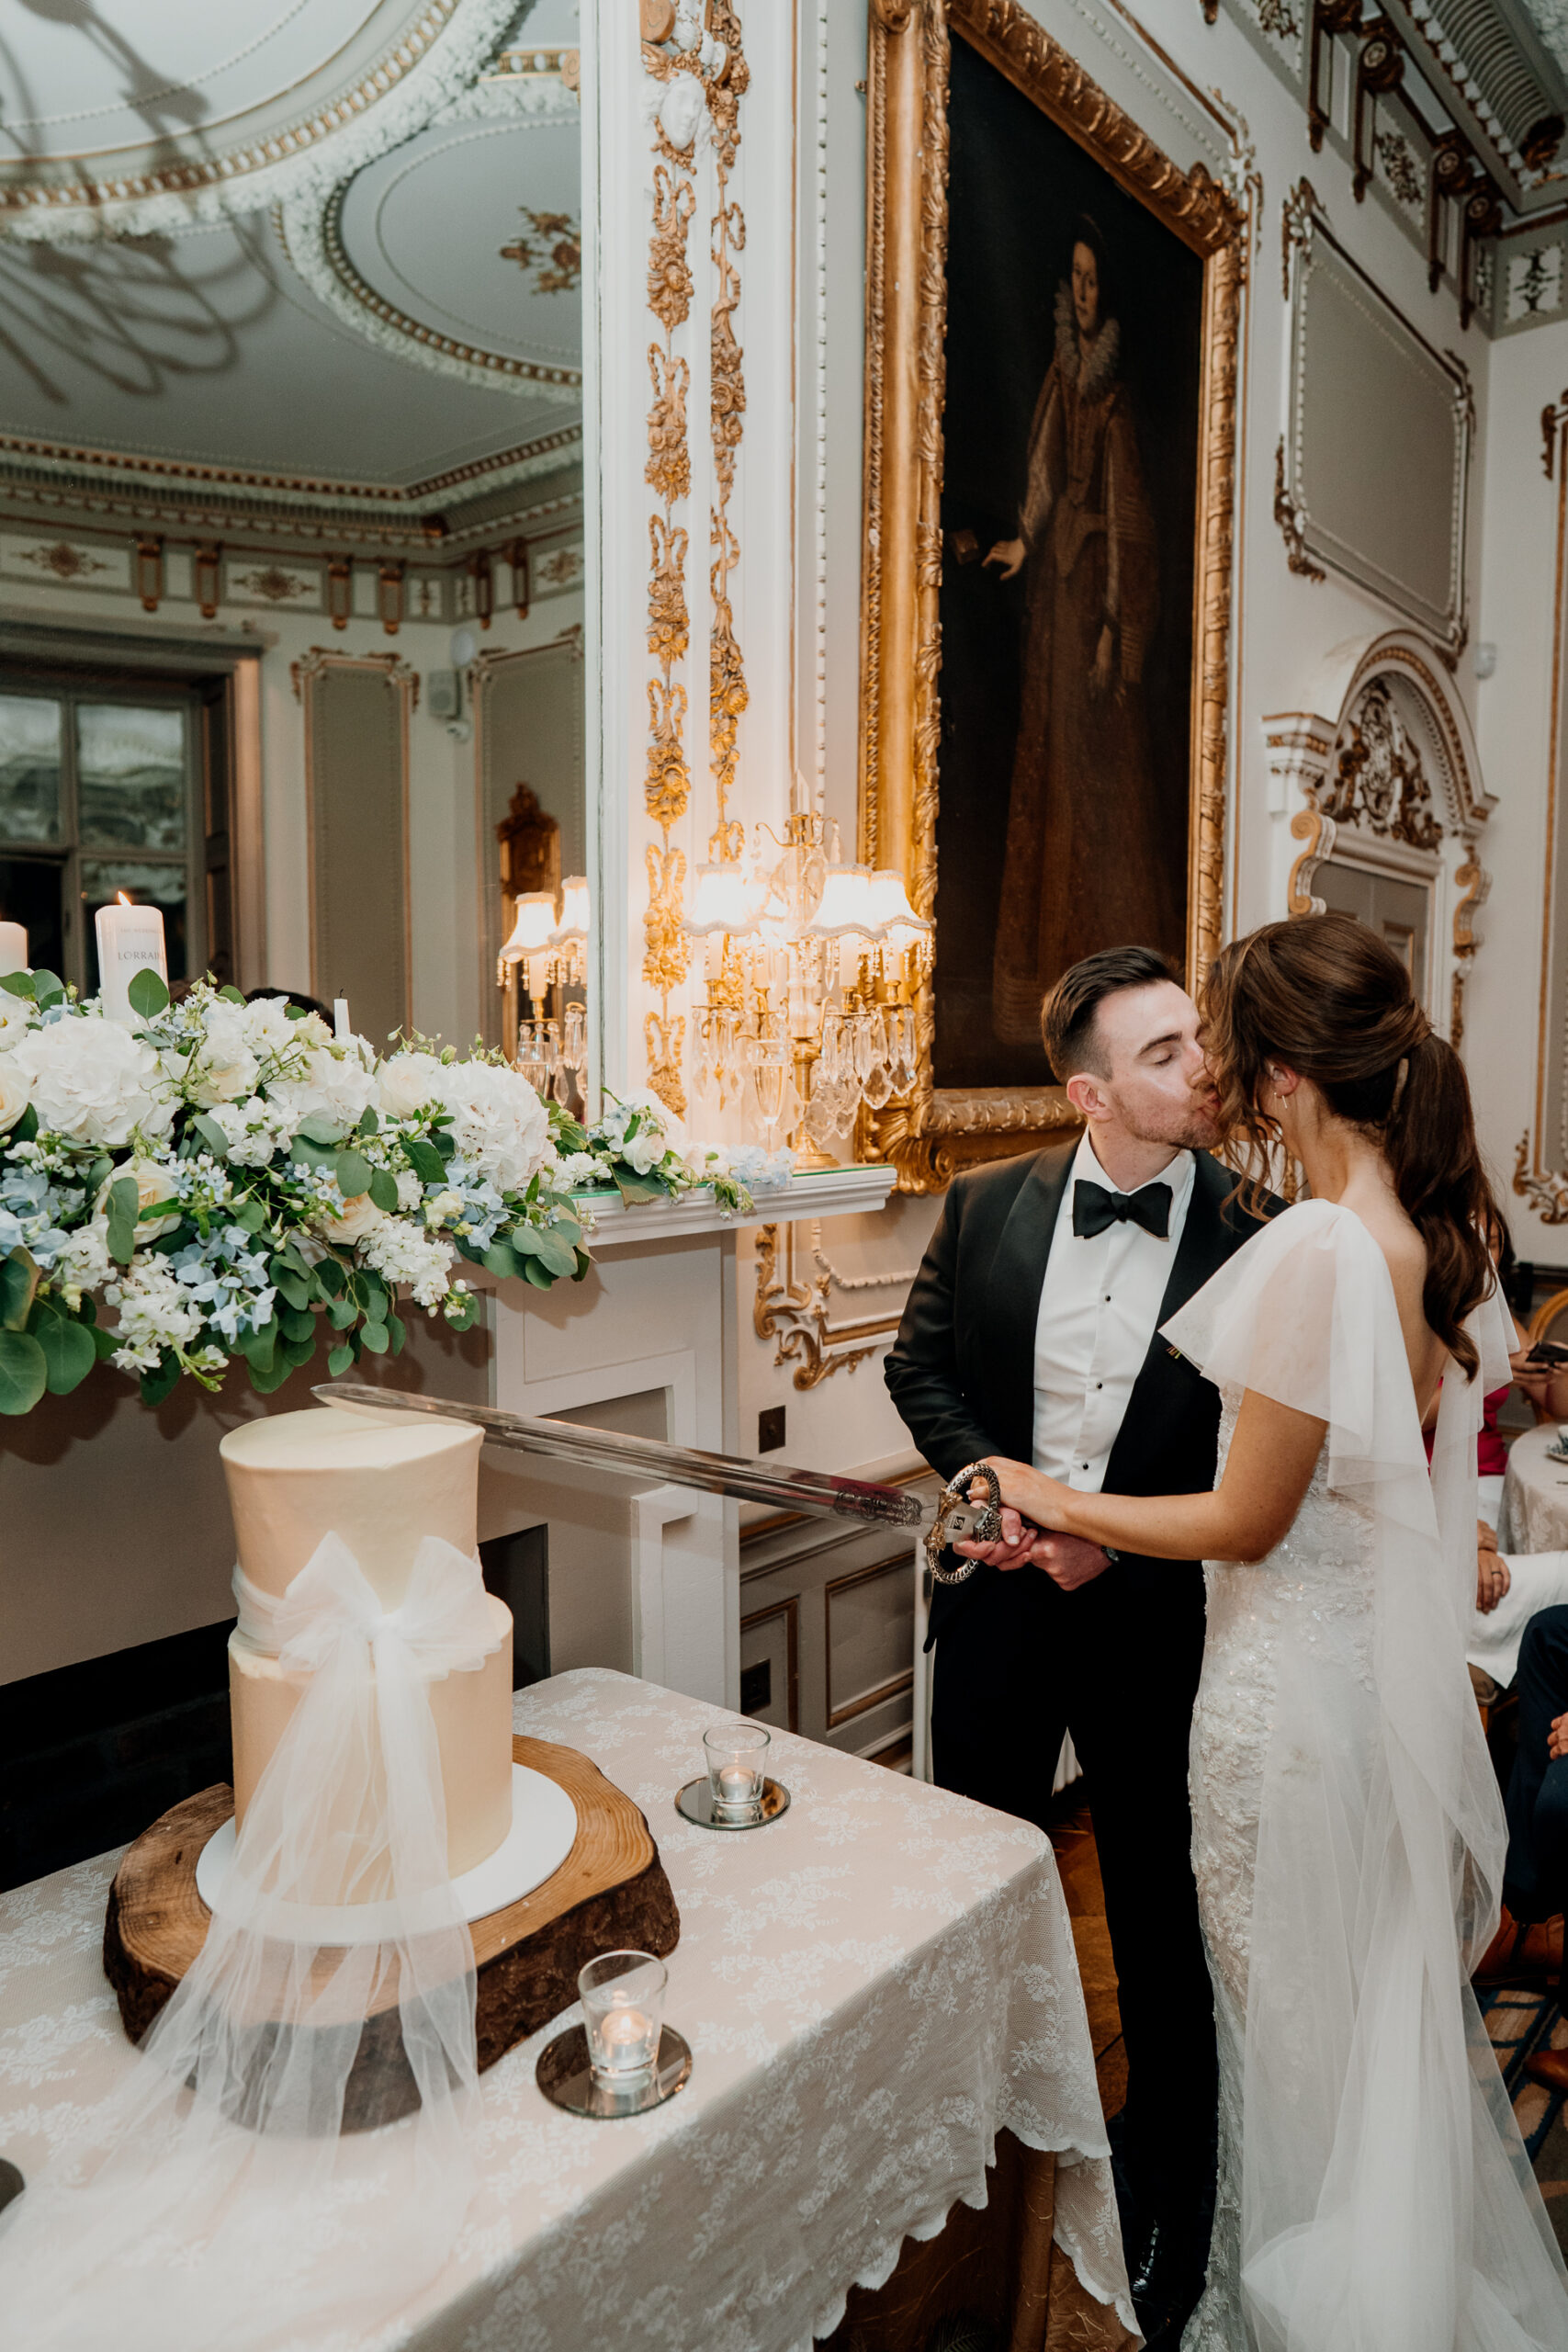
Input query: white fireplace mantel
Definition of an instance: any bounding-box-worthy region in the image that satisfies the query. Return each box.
[480,1165,898,1711]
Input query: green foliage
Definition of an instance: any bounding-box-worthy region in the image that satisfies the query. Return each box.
[139,1349,183,1408]
[333,1148,372,1198]
[402,1135,446,1186]
[127,968,170,1019]
[367,1168,400,1213]
[31,1302,96,1396]
[105,1178,141,1267]
[0,1246,39,1332]
[0,1329,47,1415]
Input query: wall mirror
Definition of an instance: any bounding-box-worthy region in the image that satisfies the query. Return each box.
[0,0,588,1073]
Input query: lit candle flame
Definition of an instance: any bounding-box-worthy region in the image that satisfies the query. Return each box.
[116,891,132,907]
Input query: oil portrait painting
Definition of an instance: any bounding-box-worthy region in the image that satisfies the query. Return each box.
[932,33,1204,1090]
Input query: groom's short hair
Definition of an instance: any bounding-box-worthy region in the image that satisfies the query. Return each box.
[1042,945,1178,1080]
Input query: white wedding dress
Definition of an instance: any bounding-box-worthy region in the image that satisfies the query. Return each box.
[1161,1200,1568,2352]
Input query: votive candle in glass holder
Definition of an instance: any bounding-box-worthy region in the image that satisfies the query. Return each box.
[578,1951,668,2086]
[703,1722,771,1821]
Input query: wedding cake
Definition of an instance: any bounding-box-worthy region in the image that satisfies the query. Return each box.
[220,1406,514,1881]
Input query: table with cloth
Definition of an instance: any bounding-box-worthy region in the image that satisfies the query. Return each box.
[0,1667,1134,2352]
[1499,1422,1568,1555]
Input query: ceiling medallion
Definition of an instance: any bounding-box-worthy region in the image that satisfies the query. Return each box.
[499,209,581,294]
[0,0,518,240]
[275,186,581,399]
[15,540,109,582]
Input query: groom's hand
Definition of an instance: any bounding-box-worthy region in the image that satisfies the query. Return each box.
[1030,1532,1111,1591]
[952,1503,1039,1572]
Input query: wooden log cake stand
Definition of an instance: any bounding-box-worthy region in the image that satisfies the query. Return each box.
[103,1736,680,2116]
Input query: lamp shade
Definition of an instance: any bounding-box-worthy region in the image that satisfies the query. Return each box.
[551,875,591,947]
[865,868,932,946]
[684,862,764,938]
[501,892,559,964]
[805,864,883,943]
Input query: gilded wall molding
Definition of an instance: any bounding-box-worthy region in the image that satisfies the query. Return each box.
[752,1223,890,1388]
[1521,397,1568,1220]
[707,0,750,866]
[858,0,1246,1193]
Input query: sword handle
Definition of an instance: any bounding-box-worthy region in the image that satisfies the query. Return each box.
[925,1461,1002,1586]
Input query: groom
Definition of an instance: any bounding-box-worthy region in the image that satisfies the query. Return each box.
[885,945,1273,2343]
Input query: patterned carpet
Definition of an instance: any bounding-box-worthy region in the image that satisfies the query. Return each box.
[1479,1985,1568,2257]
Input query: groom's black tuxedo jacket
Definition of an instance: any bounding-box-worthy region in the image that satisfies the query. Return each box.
[885,1139,1273,1648]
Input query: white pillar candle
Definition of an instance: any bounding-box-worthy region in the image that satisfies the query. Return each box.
[0,921,27,978]
[333,997,351,1040]
[95,897,166,1024]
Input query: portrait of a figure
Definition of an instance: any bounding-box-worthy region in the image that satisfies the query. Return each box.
[933,36,1203,1089]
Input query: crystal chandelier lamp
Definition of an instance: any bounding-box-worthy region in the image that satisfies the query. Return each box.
[499,879,591,1107]
[682,813,931,1167]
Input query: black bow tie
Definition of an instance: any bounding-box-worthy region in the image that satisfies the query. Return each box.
[1072,1177,1172,1241]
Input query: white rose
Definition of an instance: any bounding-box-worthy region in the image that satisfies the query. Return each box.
[238,996,302,1057]
[96,1154,183,1241]
[0,1055,31,1135]
[311,1189,385,1245]
[9,1015,174,1148]
[435,1061,549,1194]
[267,1045,378,1140]
[621,1128,665,1177]
[378,1051,446,1122]
[0,998,32,1048]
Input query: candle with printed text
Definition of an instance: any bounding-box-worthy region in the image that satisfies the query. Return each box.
[96,893,167,1024]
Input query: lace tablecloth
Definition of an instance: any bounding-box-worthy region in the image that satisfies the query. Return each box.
[1498,1422,1568,1555]
[0,1667,1132,2350]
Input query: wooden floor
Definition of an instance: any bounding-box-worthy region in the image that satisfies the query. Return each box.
[1047,1791,1127,2122]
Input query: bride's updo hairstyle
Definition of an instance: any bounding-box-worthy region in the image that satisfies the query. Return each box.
[1202,912,1492,1376]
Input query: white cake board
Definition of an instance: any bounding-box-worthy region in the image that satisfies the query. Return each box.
[194,1764,579,1945]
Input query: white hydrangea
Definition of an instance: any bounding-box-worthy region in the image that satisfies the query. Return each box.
[434,1061,549,1194]
[240,997,331,1058]
[105,1251,209,1374]
[211,1093,295,1169]
[378,1051,446,1121]
[358,1214,455,1308]
[552,1150,604,1188]
[9,1015,174,1148]
[266,1043,378,1141]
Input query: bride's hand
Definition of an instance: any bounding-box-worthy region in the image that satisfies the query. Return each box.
[951,1501,1038,1572]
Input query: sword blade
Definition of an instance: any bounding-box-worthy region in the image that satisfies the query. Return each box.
[311,1383,987,1539]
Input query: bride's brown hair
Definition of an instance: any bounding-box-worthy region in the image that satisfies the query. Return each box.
[1202,912,1492,1376]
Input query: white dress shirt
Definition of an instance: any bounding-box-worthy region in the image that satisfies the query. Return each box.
[1032,1131,1196,1489]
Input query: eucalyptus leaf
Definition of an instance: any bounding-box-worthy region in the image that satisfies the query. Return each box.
[34,1310,96,1396]
[358,1106,379,1136]
[247,1351,296,1395]
[0,1329,47,1415]
[219,984,246,1004]
[529,1227,580,1279]
[327,1341,355,1378]
[11,1102,37,1145]
[403,1136,446,1186]
[326,1294,357,1331]
[385,1312,406,1353]
[191,1113,231,1159]
[299,1114,346,1146]
[30,969,64,1010]
[334,1148,372,1199]
[285,1002,309,1021]
[272,1270,310,1312]
[238,1319,278,1371]
[572,1247,591,1283]
[0,970,35,1001]
[127,967,169,1019]
[278,1306,315,1343]
[0,1246,39,1333]
[613,1172,668,1207]
[279,1332,317,1369]
[231,1198,266,1233]
[315,1256,345,1297]
[367,1168,400,1214]
[139,1350,183,1408]
[90,1321,119,1360]
[106,1178,141,1267]
[482,1241,519,1281]
[523,1258,555,1291]
[358,1320,389,1355]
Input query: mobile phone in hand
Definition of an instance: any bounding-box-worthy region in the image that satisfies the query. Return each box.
[1528,1340,1568,1367]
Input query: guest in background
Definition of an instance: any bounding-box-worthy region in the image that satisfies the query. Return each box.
[1475,1605,1568,2098]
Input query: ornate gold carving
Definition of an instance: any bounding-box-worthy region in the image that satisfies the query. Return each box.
[707,1,750,866]
[194,542,221,619]
[646,350,692,503]
[1325,680,1442,848]
[499,210,581,293]
[134,535,164,614]
[15,540,108,582]
[859,0,1245,1190]
[1288,802,1334,918]
[1281,176,1317,300]
[752,1224,886,1389]
[1273,439,1326,582]
[645,1012,688,1122]
[1516,1132,1568,1223]
[1450,851,1486,1050]
[1544,391,1568,480]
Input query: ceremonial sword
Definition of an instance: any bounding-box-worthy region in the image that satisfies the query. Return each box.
[313,1384,1001,1583]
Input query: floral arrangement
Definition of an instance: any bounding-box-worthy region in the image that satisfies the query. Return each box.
[0,974,797,1419]
[553,1089,795,1216]
[0,970,585,1416]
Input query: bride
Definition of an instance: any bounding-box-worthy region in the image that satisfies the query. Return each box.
[964,914,1568,2350]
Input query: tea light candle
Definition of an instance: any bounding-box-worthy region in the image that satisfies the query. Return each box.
[95,896,166,1024]
[717,1765,756,1805]
[0,921,27,978]
[333,997,351,1040]
[599,2007,654,2067]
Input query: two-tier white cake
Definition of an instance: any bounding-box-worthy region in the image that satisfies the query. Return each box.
[219,1405,517,1886]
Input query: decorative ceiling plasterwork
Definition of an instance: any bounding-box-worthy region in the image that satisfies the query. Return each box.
[0,0,520,240]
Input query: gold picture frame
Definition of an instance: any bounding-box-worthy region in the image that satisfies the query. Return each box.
[858,0,1244,1191]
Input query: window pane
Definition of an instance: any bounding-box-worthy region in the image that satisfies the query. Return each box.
[0,857,64,979]
[0,695,62,844]
[77,705,187,852]
[82,862,187,989]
